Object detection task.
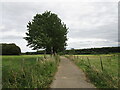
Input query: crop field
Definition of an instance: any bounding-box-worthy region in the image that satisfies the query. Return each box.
[66,53,119,88]
[2,54,60,88]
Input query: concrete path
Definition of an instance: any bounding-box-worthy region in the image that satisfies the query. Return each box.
[50,56,96,88]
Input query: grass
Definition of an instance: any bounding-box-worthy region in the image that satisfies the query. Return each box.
[66,53,119,88]
[2,54,60,88]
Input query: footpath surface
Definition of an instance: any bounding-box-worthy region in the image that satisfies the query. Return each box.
[50,56,96,88]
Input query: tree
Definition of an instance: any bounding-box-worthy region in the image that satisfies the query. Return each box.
[1,43,21,55]
[24,11,68,54]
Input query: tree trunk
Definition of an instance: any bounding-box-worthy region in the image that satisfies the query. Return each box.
[51,47,53,55]
[53,47,57,55]
[44,49,46,59]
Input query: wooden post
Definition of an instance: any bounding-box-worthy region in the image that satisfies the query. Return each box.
[36,57,38,62]
[87,57,91,67]
[22,58,24,64]
[74,55,75,59]
[51,47,53,56]
[100,56,104,71]
[77,55,78,59]
[44,49,46,59]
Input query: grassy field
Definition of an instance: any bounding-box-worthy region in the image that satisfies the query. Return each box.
[2,54,60,88]
[66,53,119,88]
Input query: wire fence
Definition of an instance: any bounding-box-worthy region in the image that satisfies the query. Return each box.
[67,54,118,88]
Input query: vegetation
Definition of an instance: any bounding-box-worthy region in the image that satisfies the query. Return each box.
[22,47,120,55]
[65,47,120,55]
[2,54,60,88]
[24,11,68,54]
[66,54,119,88]
[1,43,21,55]
[1,8,119,89]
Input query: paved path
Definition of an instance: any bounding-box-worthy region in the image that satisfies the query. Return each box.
[50,56,96,88]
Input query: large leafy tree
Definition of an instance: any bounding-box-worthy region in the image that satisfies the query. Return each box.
[24,11,68,54]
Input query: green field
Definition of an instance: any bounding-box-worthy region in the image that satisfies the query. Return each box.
[2,53,119,88]
[2,54,60,88]
[66,53,119,88]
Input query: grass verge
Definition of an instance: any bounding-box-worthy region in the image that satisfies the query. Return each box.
[66,54,118,88]
[2,54,60,88]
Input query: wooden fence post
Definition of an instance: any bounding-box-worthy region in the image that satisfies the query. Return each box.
[22,58,24,64]
[74,55,75,59]
[77,55,78,59]
[87,57,91,67]
[100,56,104,71]
[36,57,39,62]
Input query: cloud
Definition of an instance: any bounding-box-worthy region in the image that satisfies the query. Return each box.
[0,0,118,52]
[67,38,118,49]
[0,39,36,52]
[1,0,119,2]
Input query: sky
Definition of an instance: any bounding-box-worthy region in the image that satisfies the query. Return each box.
[0,0,119,52]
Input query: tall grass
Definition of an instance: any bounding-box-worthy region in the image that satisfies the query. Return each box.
[2,54,60,88]
[66,54,118,88]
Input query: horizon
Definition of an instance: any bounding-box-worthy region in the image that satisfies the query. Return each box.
[0,0,119,52]
[0,42,119,53]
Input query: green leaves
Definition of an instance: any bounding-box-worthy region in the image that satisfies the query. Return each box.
[1,43,21,55]
[24,11,68,53]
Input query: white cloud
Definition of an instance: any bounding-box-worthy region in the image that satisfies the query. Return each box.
[67,38,118,49]
[68,38,108,43]
[1,0,119,2]
[0,1,118,52]
[1,29,25,38]
[0,25,5,30]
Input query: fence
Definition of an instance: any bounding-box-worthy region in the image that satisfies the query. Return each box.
[68,54,118,88]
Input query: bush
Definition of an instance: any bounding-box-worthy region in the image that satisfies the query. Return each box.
[1,43,21,55]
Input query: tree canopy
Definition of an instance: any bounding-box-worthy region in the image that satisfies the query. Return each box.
[1,43,21,55]
[24,11,68,54]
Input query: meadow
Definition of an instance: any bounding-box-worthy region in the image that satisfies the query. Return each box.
[66,53,119,88]
[2,54,60,88]
[2,53,119,88]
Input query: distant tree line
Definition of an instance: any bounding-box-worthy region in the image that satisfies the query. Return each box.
[65,47,120,55]
[24,50,48,55]
[1,43,21,55]
[23,47,120,55]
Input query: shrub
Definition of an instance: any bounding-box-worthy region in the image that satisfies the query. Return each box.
[1,43,21,55]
